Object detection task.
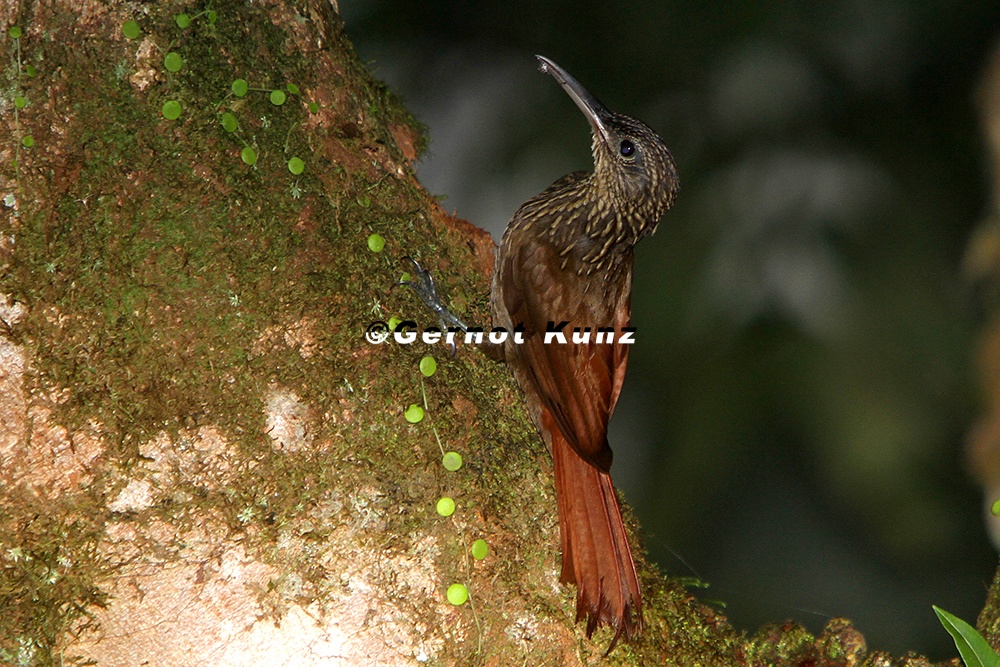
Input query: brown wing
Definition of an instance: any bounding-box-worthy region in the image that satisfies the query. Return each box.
[498,230,632,472]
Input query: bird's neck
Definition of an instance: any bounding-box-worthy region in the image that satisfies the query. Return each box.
[552,175,655,275]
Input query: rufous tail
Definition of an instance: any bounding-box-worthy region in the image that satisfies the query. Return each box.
[551,429,642,650]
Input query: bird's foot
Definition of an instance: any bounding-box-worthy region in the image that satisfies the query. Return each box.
[397,258,469,355]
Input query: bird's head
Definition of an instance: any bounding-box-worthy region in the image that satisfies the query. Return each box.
[537,55,679,227]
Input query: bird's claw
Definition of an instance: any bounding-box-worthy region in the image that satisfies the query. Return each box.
[397,257,469,356]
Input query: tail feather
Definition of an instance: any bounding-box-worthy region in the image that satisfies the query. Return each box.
[551,429,642,649]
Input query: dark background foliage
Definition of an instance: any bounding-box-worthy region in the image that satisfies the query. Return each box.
[343,1,1000,657]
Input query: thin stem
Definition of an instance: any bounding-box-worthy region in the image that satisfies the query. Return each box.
[13,32,22,182]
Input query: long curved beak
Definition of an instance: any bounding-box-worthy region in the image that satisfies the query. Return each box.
[536,55,612,145]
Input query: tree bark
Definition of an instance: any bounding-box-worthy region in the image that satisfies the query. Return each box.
[0,0,983,665]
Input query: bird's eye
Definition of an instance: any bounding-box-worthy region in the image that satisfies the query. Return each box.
[619,139,635,157]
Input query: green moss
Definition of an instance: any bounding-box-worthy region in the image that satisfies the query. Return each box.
[0,493,110,666]
[0,0,435,652]
[0,1,708,663]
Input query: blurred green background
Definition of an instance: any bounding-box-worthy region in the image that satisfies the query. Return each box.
[344,1,1000,657]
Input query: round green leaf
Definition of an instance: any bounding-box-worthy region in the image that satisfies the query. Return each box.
[122,20,140,39]
[24,64,36,77]
[8,26,22,39]
[21,135,34,148]
[388,316,402,332]
[286,83,300,95]
[992,499,1000,517]
[436,497,456,517]
[442,451,463,472]
[269,89,286,106]
[308,102,319,114]
[14,96,26,109]
[231,78,249,97]
[287,157,304,175]
[367,233,385,253]
[220,112,238,133]
[404,403,424,424]
[419,356,437,377]
[163,52,183,72]
[207,10,218,24]
[240,146,257,165]
[471,539,489,560]
[174,13,191,28]
[161,100,182,120]
[446,583,469,606]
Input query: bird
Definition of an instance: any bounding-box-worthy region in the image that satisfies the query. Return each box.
[405,55,678,649]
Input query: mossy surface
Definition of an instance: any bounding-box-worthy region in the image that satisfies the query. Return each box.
[0,1,531,662]
[0,2,959,665]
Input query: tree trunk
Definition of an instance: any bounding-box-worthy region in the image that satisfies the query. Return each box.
[0,0,982,665]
